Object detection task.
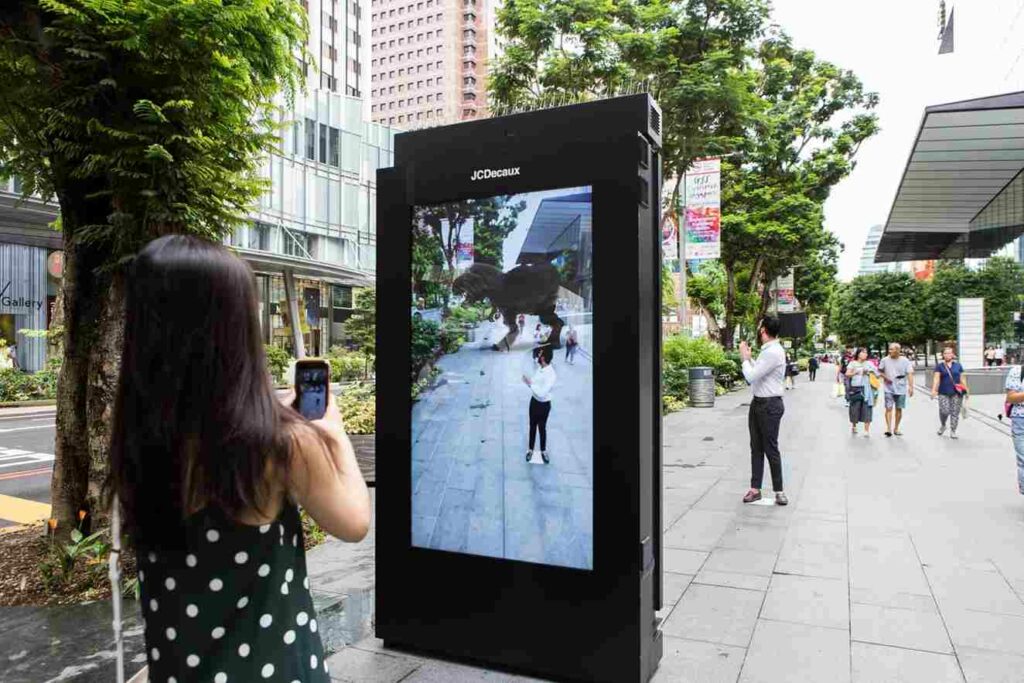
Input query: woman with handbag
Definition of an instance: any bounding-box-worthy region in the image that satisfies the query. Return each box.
[846,347,880,436]
[931,345,969,439]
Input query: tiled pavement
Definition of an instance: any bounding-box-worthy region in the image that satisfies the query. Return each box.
[319,368,1024,681]
[411,317,593,570]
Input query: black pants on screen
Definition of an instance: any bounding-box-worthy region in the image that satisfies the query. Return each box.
[749,396,784,491]
[529,397,551,451]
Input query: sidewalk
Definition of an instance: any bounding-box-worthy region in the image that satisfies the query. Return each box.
[12,372,1024,681]
[314,372,1024,682]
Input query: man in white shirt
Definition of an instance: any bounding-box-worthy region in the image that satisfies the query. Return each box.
[739,316,788,505]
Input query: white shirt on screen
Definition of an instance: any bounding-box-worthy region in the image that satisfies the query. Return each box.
[530,365,556,402]
[742,339,786,398]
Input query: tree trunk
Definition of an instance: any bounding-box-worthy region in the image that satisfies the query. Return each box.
[49,197,124,538]
[722,263,737,349]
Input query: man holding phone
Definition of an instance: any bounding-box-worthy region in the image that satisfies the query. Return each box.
[739,316,788,506]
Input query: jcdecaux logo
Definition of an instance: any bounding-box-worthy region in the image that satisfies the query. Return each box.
[470,167,521,181]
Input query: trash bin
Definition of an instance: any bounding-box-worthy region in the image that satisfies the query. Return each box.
[688,366,715,407]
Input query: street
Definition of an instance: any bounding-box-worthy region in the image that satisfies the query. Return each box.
[0,409,55,529]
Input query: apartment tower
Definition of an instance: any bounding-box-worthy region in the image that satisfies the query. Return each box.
[369,0,500,127]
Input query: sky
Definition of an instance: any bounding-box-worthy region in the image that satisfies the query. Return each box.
[769,0,1024,280]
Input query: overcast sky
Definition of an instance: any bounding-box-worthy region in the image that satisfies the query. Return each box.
[769,0,1024,279]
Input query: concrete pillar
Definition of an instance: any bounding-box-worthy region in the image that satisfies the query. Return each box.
[283,268,306,359]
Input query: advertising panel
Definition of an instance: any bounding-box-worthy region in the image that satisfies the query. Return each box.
[410,186,594,571]
[684,158,721,260]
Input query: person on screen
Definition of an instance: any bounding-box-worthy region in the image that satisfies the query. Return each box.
[533,323,545,344]
[523,345,556,465]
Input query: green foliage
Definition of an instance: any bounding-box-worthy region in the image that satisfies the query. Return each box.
[264,344,292,385]
[410,317,441,381]
[832,272,925,349]
[661,335,740,407]
[300,508,327,548]
[412,366,441,402]
[339,381,375,435]
[40,517,109,589]
[661,264,677,317]
[342,288,376,359]
[0,357,61,402]
[327,348,370,382]
[0,0,306,255]
[922,258,1024,343]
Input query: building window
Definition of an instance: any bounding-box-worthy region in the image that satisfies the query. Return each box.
[305,118,316,160]
[329,127,340,167]
[283,230,312,258]
[463,92,476,101]
[250,222,271,251]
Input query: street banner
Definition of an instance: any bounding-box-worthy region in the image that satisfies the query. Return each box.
[684,158,721,260]
[661,213,679,270]
[773,270,796,313]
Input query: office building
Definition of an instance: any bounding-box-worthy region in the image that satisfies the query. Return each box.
[858,224,899,275]
[0,0,397,369]
[368,0,501,127]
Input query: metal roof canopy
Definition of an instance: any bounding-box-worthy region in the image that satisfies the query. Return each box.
[877,91,1024,262]
[233,247,372,287]
[516,192,592,262]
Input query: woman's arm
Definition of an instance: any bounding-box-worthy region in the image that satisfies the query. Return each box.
[959,365,969,392]
[932,371,940,397]
[288,395,371,542]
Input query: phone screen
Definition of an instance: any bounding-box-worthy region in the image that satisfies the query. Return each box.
[295,364,329,420]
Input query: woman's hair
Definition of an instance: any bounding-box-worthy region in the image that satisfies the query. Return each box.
[108,235,313,545]
[535,345,554,365]
[856,347,868,360]
[943,344,956,354]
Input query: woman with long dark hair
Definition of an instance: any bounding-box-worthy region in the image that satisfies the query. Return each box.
[109,235,371,682]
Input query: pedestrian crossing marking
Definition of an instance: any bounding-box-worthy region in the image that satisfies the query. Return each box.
[0,493,51,525]
[0,451,55,470]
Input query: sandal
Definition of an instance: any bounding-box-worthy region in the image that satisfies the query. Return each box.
[742,490,762,503]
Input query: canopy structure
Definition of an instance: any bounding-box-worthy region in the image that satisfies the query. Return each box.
[516,192,592,263]
[877,91,1024,263]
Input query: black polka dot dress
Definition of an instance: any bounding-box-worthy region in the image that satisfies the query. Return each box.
[137,503,330,682]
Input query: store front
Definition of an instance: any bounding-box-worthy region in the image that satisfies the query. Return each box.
[0,243,57,372]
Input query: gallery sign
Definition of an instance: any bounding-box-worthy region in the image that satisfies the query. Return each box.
[0,280,45,313]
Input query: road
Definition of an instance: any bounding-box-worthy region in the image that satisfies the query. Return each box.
[0,408,56,529]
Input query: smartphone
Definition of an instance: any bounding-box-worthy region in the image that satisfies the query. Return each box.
[293,359,330,420]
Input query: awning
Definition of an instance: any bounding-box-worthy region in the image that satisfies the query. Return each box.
[517,192,592,262]
[232,247,373,287]
[877,91,1024,262]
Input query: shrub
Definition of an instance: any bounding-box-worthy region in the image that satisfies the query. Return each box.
[264,344,293,385]
[661,336,739,406]
[327,348,370,382]
[0,364,60,402]
[340,381,376,435]
[411,317,441,381]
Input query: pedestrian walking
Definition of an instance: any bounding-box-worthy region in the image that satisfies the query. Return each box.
[564,325,578,364]
[784,353,798,390]
[931,345,969,439]
[109,235,371,683]
[739,316,788,506]
[996,346,1006,366]
[847,347,880,437]
[839,347,854,407]
[533,323,545,344]
[878,343,914,437]
[808,355,819,381]
[517,313,526,335]
[523,344,556,464]
[986,346,997,367]
[1004,364,1024,495]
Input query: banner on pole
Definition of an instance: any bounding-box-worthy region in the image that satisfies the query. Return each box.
[773,270,796,313]
[684,158,721,260]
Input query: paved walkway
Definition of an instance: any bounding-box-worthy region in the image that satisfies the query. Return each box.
[411,316,593,570]
[321,368,1024,682]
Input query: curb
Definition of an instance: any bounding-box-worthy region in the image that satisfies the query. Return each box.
[0,399,56,408]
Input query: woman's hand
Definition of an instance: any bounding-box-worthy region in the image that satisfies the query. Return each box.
[522,375,531,386]
[312,391,345,439]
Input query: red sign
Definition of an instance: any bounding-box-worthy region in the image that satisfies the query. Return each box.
[47,251,64,279]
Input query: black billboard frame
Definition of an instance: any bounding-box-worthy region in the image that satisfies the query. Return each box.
[375,94,664,683]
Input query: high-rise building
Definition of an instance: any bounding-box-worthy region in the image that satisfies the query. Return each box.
[368,0,501,127]
[858,224,900,276]
[0,1,397,368]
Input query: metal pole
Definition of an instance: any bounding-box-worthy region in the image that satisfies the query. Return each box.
[679,172,688,336]
[283,268,307,359]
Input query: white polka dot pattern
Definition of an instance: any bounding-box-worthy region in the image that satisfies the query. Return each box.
[296,611,309,626]
[234,551,248,564]
[310,654,318,669]
[164,577,175,591]
[259,613,273,628]
[206,529,220,543]
[310,619,317,633]
[186,604,198,618]
[165,627,176,641]
[149,599,158,613]
[283,629,296,644]
[215,674,227,683]
[211,626,225,639]
[285,569,294,583]
[258,564,270,577]
[186,654,200,668]
[281,582,289,595]
[238,643,250,658]
[209,578,223,592]
[259,523,271,533]
[261,663,275,678]
[236,596,249,609]
[150,648,159,661]
[186,554,197,568]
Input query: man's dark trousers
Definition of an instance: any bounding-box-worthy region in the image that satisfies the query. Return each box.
[749,396,784,491]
